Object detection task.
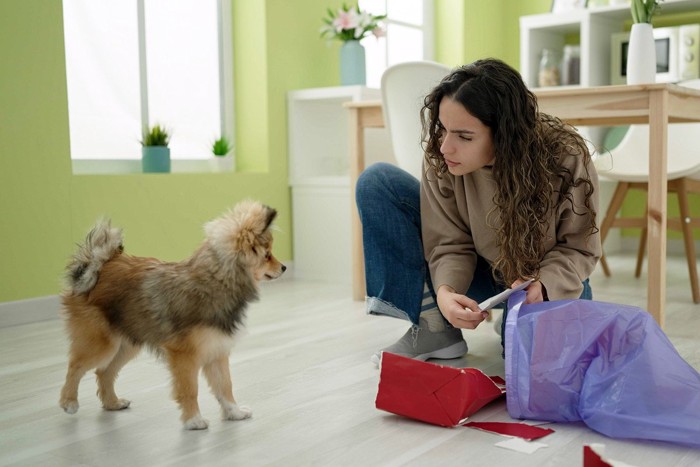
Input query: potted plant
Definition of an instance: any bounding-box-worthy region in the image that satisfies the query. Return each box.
[141,124,171,173]
[211,135,233,171]
[627,0,662,84]
[320,4,386,86]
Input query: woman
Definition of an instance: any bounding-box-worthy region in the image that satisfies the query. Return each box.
[356,58,601,365]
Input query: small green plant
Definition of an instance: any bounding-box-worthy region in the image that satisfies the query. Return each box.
[140,124,170,147]
[631,0,662,24]
[212,135,232,157]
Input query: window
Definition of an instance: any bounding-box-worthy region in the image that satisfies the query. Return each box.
[358,0,434,88]
[62,0,233,162]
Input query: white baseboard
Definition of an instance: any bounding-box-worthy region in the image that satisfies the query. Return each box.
[0,295,61,328]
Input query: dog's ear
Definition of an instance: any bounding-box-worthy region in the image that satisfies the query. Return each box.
[263,205,277,232]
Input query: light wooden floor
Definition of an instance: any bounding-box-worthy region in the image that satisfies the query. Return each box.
[1,253,699,467]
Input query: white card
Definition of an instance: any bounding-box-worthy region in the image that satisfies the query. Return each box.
[494,437,548,454]
[477,279,533,312]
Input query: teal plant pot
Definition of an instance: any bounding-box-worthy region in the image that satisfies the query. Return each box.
[142,146,171,173]
[340,40,366,86]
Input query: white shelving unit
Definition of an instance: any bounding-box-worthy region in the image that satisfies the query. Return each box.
[287,86,392,284]
[520,0,700,90]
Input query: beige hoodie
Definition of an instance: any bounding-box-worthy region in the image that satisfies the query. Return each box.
[420,151,601,301]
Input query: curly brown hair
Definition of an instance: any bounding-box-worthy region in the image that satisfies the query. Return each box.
[421,58,598,286]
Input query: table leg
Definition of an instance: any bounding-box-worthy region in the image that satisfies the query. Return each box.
[646,89,669,327]
[349,108,367,301]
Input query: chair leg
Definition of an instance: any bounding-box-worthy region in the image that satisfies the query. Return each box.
[599,255,611,277]
[677,179,700,304]
[635,227,647,278]
[599,182,630,277]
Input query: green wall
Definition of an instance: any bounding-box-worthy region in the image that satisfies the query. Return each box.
[1,1,74,303]
[0,0,555,304]
[435,0,552,67]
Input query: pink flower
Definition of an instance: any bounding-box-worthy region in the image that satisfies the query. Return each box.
[372,26,386,38]
[333,9,359,33]
[320,5,386,43]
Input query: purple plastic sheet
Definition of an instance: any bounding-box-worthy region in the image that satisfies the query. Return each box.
[505,291,700,448]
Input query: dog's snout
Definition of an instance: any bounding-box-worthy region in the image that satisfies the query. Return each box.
[281,264,287,273]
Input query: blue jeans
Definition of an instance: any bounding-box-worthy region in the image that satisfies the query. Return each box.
[355,162,592,329]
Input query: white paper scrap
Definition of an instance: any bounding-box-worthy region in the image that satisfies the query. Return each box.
[494,437,548,454]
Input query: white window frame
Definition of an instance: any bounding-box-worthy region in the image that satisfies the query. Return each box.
[64,0,235,174]
[360,0,434,88]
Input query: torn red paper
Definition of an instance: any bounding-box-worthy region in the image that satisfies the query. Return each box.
[583,444,637,467]
[584,445,613,467]
[463,421,554,441]
[375,352,506,427]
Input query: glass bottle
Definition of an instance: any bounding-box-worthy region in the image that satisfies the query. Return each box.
[538,48,561,87]
[562,45,581,85]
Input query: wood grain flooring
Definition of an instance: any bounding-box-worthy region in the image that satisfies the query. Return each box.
[1,253,699,466]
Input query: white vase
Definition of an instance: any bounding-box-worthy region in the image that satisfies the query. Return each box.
[626,23,656,85]
[210,155,233,172]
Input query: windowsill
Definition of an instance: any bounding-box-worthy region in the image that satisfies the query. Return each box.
[71,158,234,175]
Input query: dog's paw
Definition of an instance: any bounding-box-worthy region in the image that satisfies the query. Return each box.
[222,403,252,421]
[103,398,131,411]
[60,399,79,414]
[184,414,209,430]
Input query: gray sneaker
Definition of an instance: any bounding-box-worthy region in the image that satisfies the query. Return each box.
[370,320,468,367]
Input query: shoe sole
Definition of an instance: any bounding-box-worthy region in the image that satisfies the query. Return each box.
[370,340,468,368]
[414,340,468,361]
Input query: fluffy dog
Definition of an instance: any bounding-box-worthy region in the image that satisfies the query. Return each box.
[59,200,285,430]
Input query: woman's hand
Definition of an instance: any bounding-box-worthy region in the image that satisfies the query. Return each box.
[436,285,487,330]
[436,280,547,329]
[512,278,546,304]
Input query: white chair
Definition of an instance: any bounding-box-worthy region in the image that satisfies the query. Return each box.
[380,61,451,179]
[595,79,700,303]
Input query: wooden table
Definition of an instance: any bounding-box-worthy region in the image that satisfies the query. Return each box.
[345,83,700,327]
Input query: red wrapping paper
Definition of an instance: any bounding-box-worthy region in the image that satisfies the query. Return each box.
[375,352,506,427]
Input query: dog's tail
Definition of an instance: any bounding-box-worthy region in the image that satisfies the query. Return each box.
[65,219,123,295]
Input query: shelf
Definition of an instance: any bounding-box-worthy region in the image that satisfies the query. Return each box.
[288,85,374,101]
[520,0,700,90]
[520,10,586,30]
[287,86,382,185]
[286,86,392,284]
[290,175,350,188]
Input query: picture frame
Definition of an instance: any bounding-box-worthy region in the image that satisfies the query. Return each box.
[551,0,588,13]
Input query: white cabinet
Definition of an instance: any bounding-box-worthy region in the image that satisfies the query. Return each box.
[287,86,392,284]
[520,0,700,89]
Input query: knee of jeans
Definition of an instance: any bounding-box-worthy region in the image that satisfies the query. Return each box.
[579,279,593,300]
[356,162,396,201]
